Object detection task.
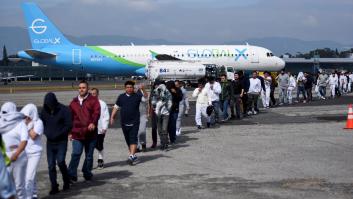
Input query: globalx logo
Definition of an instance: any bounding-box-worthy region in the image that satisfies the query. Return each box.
[235,48,248,61]
[30,18,47,34]
[33,38,61,45]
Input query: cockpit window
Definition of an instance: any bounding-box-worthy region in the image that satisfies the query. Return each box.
[267,52,274,57]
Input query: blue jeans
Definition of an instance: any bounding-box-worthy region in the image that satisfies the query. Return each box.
[297,86,307,101]
[319,86,326,98]
[68,139,97,179]
[220,100,229,120]
[168,112,178,143]
[47,141,70,188]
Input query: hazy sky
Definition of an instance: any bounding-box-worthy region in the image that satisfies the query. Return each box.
[1,0,352,44]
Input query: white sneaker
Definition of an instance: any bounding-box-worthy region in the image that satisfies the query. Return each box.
[176,129,181,136]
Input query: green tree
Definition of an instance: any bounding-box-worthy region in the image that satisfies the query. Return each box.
[2,45,9,66]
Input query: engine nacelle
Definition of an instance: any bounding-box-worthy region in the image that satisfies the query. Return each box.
[146,60,208,81]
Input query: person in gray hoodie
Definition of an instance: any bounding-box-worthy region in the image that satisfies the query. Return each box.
[151,80,172,150]
[317,72,328,99]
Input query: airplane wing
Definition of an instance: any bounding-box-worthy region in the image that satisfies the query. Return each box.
[149,50,181,61]
[155,54,181,61]
[1,75,34,80]
[24,50,56,59]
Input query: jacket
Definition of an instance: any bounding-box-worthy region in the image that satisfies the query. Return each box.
[70,94,100,140]
[193,87,210,106]
[41,92,72,143]
[220,81,231,101]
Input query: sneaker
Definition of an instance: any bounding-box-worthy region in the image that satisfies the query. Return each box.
[127,155,134,166]
[69,176,77,184]
[49,185,59,195]
[176,128,181,136]
[253,111,258,115]
[63,183,70,191]
[247,111,253,115]
[97,159,104,169]
[84,175,92,181]
[197,125,202,130]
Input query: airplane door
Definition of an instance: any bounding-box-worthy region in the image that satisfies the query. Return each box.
[250,49,259,63]
[72,49,81,65]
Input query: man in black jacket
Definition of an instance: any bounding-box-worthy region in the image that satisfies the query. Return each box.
[238,71,250,117]
[230,72,245,119]
[41,92,72,195]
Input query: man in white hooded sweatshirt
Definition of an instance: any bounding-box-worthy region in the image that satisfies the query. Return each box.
[329,72,339,98]
[0,103,20,199]
[1,102,28,199]
[21,104,43,199]
[193,79,211,129]
[287,72,297,104]
[90,88,110,169]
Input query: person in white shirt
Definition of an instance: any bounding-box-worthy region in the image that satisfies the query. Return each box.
[348,72,353,93]
[248,71,262,115]
[90,88,110,169]
[20,104,43,199]
[205,77,221,124]
[261,71,272,108]
[193,79,211,129]
[1,102,28,199]
[328,72,339,98]
[136,84,148,152]
[287,72,297,104]
[339,72,347,94]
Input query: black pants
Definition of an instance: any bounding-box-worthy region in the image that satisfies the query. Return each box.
[241,94,248,115]
[151,111,158,144]
[232,96,242,118]
[270,87,276,106]
[121,124,139,146]
[95,134,105,151]
[47,141,70,188]
[306,88,312,101]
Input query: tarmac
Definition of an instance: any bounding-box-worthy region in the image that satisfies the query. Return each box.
[1,88,353,199]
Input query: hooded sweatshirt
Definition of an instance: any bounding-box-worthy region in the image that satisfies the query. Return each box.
[21,104,43,154]
[0,102,28,161]
[41,92,72,143]
[0,102,26,166]
[151,84,172,116]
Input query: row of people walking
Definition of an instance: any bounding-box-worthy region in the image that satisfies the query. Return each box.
[1,68,351,198]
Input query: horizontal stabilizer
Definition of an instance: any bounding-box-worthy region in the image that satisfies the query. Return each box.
[25,49,56,59]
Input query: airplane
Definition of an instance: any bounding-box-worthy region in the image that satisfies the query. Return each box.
[18,3,285,78]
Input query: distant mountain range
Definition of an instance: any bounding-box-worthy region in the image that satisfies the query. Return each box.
[0,26,351,59]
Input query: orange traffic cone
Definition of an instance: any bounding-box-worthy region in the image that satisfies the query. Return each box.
[344,104,353,129]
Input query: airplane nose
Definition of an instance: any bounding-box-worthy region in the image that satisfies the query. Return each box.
[277,57,285,69]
